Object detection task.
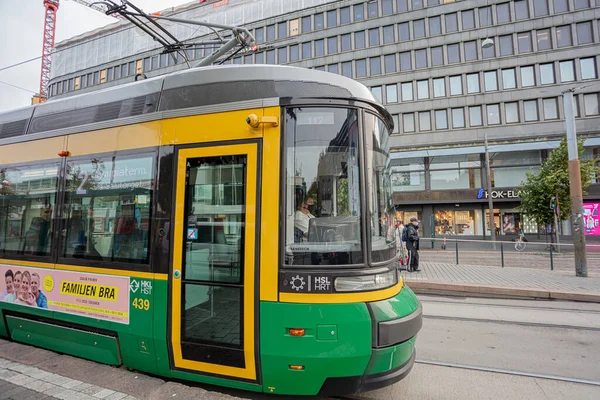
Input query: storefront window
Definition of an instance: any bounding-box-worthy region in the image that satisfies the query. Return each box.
[430,169,482,190]
[484,209,536,235]
[391,157,425,192]
[490,151,542,188]
[492,165,541,187]
[434,210,482,236]
[395,210,423,236]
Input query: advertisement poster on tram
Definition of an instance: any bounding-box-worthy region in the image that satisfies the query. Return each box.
[583,202,600,236]
[0,265,130,324]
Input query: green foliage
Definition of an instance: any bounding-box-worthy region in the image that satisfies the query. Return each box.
[518,138,598,226]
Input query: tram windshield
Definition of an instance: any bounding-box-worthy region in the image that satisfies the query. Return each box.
[284,107,396,266]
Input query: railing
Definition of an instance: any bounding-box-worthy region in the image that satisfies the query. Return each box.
[412,237,600,273]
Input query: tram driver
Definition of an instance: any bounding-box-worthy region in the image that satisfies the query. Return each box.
[294,195,316,242]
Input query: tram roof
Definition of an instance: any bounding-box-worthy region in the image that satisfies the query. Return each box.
[0,65,391,144]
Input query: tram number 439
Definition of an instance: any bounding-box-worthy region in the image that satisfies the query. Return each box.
[132,298,150,311]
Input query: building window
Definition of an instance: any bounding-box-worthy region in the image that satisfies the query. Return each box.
[435,110,448,130]
[417,80,429,99]
[302,16,311,33]
[315,13,324,30]
[266,50,275,64]
[515,0,529,20]
[556,25,572,48]
[452,108,465,128]
[554,0,569,13]
[355,31,366,49]
[342,61,352,78]
[505,102,520,123]
[524,100,539,121]
[354,3,365,21]
[433,78,446,98]
[151,55,159,69]
[533,0,549,17]
[369,28,380,46]
[445,13,458,33]
[499,35,514,56]
[581,58,598,80]
[255,52,264,64]
[81,74,88,88]
[397,0,408,12]
[94,71,100,85]
[383,25,395,44]
[484,71,498,91]
[470,106,483,126]
[450,76,462,96]
[482,40,495,59]
[400,52,411,71]
[574,0,590,9]
[314,39,324,57]
[278,47,287,63]
[370,57,382,75]
[467,73,480,93]
[430,16,441,35]
[244,54,252,64]
[398,22,410,41]
[255,27,264,43]
[448,44,460,64]
[487,104,501,125]
[419,111,431,131]
[518,32,533,53]
[414,19,425,39]
[462,9,475,29]
[356,59,367,77]
[315,66,325,72]
[403,113,415,132]
[479,6,492,27]
[106,68,113,82]
[289,19,299,36]
[540,63,555,84]
[497,3,511,23]
[371,86,382,102]
[341,34,351,51]
[543,98,559,119]
[502,68,517,89]
[128,61,135,75]
[113,66,120,80]
[327,10,337,28]
[521,66,535,87]
[385,54,397,73]
[392,115,399,134]
[328,64,338,74]
[415,49,427,68]
[368,0,378,18]
[387,84,398,103]
[584,93,599,116]
[432,46,444,66]
[413,0,424,9]
[327,37,338,54]
[537,28,552,50]
[576,22,593,45]
[340,7,350,24]
[382,0,393,15]
[560,60,575,82]
[401,82,413,101]
[290,45,299,61]
[302,42,311,59]
[464,41,478,61]
[267,25,275,41]
[278,22,287,39]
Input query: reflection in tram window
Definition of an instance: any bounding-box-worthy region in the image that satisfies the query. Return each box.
[0,164,58,256]
[62,154,153,263]
[284,107,363,265]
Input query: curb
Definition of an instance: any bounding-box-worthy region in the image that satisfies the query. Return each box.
[406,280,600,303]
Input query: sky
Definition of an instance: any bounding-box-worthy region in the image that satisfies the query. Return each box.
[0,0,191,113]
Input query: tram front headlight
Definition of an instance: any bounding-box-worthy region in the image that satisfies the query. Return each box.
[334,270,398,292]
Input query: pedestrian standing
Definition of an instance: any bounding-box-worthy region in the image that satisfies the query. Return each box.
[396,220,406,269]
[406,218,420,272]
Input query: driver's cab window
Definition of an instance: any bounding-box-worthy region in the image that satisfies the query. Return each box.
[284,107,363,266]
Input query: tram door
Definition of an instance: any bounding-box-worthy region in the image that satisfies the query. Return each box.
[170,143,259,381]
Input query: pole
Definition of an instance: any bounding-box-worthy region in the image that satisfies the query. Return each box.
[484,131,497,250]
[553,206,560,253]
[563,89,587,277]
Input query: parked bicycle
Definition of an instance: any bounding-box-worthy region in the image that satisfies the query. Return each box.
[514,231,528,251]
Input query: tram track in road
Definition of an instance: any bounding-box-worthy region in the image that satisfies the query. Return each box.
[424,314,600,331]
[419,297,600,314]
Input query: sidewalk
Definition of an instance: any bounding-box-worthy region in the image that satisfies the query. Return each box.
[403,262,600,302]
[0,339,246,400]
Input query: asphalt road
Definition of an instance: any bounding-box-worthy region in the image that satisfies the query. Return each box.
[228,295,600,400]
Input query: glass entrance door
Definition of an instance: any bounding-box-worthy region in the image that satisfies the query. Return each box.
[170,143,258,381]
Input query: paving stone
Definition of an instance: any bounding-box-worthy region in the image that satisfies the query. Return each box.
[92,388,116,399]
[70,382,94,392]
[0,369,19,380]
[61,379,85,389]
[80,385,106,396]
[104,392,128,400]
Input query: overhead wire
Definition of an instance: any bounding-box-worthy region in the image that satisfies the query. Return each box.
[0,80,38,94]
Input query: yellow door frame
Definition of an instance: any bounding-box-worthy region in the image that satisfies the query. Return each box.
[171,142,258,381]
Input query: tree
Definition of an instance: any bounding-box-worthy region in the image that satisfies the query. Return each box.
[518,137,598,240]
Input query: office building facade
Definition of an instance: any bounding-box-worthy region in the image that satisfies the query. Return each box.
[48,0,600,239]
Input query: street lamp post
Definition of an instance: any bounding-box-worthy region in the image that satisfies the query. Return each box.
[484,131,496,250]
[563,89,587,277]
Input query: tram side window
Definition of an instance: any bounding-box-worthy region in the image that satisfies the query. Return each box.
[365,113,396,263]
[62,153,154,264]
[284,107,363,266]
[0,164,58,257]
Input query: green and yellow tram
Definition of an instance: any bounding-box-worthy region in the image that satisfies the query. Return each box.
[0,65,422,395]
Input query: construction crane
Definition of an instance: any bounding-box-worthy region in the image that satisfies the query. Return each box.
[69,0,126,20]
[38,0,60,102]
